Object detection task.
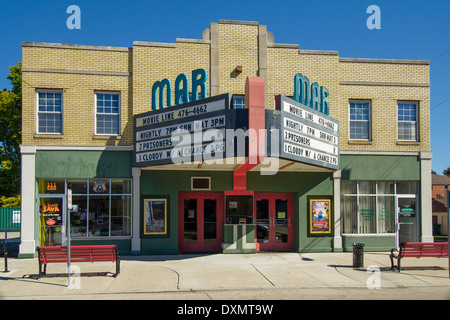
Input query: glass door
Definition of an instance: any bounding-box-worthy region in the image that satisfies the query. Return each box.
[179,193,224,253]
[255,193,293,251]
[396,196,419,248]
[38,196,66,246]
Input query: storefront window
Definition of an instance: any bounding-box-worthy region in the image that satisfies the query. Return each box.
[377,196,395,233]
[89,196,110,236]
[359,196,376,233]
[378,181,395,194]
[341,196,357,233]
[68,180,87,194]
[341,181,357,194]
[359,181,375,194]
[38,179,132,239]
[341,181,415,235]
[111,195,132,236]
[70,195,87,237]
[396,181,417,194]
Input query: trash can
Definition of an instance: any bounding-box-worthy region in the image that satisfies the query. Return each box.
[352,243,364,268]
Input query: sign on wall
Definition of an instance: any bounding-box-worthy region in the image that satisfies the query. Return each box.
[275,95,340,170]
[134,94,232,167]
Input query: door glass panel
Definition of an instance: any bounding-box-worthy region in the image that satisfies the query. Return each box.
[275,199,288,243]
[398,197,418,244]
[39,197,64,246]
[256,199,269,243]
[203,199,217,244]
[184,199,197,243]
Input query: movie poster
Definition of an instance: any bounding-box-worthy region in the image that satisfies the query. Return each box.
[308,198,333,236]
[143,198,168,235]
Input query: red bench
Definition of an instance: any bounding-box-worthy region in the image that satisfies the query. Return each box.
[37,245,120,279]
[390,242,448,272]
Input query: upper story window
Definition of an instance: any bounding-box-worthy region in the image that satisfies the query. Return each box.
[37,90,63,134]
[96,92,120,135]
[349,100,371,140]
[232,95,245,109]
[397,101,418,141]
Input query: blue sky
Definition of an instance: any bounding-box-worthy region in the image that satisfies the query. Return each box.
[1,0,449,173]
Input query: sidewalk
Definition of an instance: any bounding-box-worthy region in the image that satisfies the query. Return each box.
[1,251,449,300]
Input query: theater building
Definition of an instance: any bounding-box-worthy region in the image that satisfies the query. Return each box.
[19,20,432,258]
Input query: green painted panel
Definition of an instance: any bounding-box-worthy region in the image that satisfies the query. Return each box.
[223,225,234,243]
[340,154,420,181]
[35,151,132,179]
[342,236,396,252]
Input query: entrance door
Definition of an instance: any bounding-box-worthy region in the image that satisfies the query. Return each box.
[38,196,66,246]
[255,193,293,251]
[397,196,419,247]
[179,192,224,253]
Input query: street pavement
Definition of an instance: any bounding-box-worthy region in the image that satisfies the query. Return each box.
[1,246,449,300]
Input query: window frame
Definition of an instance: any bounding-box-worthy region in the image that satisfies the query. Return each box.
[95,91,121,136]
[397,101,419,142]
[232,95,246,109]
[341,180,418,235]
[348,100,371,141]
[36,89,64,135]
[66,178,132,239]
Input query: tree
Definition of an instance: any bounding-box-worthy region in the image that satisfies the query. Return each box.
[0,62,22,202]
[444,167,450,177]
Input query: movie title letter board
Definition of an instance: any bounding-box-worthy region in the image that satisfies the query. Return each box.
[276,95,340,170]
[134,94,232,167]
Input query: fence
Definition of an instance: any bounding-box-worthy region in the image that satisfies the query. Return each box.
[0,207,21,232]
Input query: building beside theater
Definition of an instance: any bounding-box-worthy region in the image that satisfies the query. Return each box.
[19,20,432,258]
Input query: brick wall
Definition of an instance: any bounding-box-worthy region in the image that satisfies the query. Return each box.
[21,20,431,153]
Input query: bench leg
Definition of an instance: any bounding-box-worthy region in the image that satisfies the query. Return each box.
[389,254,394,270]
[115,257,120,278]
[397,258,401,272]
[38,261,42,280]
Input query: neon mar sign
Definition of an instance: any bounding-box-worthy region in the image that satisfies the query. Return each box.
[293,73,330,115]
[151,69,207,110]
[151,70,330,116]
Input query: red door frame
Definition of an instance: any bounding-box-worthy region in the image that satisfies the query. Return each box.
[178,192,224,253]
[255,193,293,252]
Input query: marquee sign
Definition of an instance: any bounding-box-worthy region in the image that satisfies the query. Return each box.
[134,73,340,171]
[134,94,233,167]
[275,95,340,170]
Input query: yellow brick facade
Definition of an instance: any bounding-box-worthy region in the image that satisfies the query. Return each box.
[22,20,430,152]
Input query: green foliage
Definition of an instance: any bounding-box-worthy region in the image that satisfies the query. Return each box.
[0,62,22,196]
[443,167,450,177]
[0,195,20,207]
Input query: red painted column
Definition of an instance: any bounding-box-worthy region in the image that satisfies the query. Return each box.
[233,77,266,191]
